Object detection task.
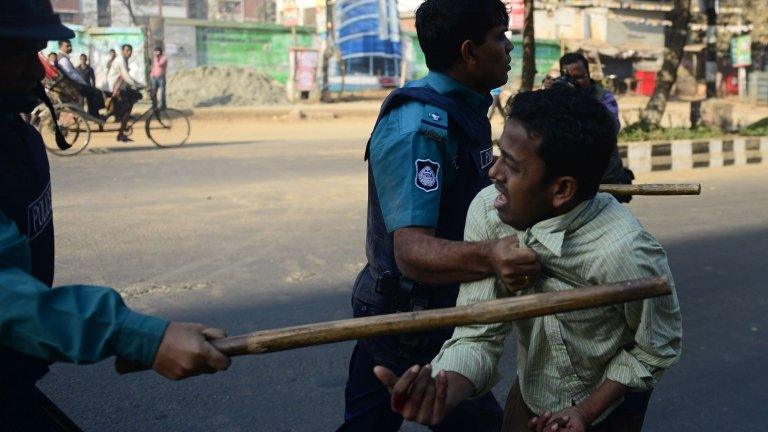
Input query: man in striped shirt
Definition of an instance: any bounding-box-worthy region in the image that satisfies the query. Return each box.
[374,86,682,432]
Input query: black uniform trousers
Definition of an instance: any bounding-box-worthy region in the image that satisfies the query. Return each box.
[0,384,83,432]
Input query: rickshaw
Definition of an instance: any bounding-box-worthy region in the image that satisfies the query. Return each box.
[29,73,191,156]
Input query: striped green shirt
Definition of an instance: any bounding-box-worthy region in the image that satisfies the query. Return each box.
[431,186,682,422]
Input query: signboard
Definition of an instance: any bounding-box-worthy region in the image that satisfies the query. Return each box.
[293,49,319,91]
[730,34,752,68]
[507,0,524,31]
[282,0,299,26]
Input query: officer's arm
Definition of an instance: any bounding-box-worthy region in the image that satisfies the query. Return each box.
[371,107,537,286]
[0,211,229,379]
[394,207,538,286]
[0,214,164,365]
[394,227,506,284]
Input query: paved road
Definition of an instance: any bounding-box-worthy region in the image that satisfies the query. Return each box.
[37,131,768,431]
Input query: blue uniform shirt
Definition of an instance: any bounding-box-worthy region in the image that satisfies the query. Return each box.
[369,72,492,233]
[0,111,168,372]
[0,212,167,366]
[0,210,168,367]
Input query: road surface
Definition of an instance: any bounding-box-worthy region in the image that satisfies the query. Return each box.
[36,117,768,431]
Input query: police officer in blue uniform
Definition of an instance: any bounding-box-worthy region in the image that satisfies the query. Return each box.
[0,3,231,430]
[338,1,541,431]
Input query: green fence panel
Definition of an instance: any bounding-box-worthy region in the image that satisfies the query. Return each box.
[196,27,313,84]
[403,33,560,86]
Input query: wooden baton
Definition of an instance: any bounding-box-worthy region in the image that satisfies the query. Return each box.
[116,277,670,374]
[599,183,701,196]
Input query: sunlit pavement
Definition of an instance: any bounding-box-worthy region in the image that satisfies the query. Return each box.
[38,125,768,431]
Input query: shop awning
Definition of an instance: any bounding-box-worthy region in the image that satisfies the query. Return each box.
[563,39,663,60]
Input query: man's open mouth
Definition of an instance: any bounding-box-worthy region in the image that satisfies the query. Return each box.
[494,184,508,209]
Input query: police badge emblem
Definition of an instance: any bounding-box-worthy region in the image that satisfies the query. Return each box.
[415,159,440,192]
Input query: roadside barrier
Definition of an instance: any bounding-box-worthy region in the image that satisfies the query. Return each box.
[621,136,768,172]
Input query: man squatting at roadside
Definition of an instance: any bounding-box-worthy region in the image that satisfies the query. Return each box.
[337,0,543,431]
[375,86,683,432]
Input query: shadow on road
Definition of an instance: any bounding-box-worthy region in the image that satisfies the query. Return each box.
[73,140,266,156]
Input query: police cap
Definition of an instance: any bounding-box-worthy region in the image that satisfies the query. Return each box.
[0,0,75,41]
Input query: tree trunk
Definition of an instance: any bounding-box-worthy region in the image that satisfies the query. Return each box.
[639,0,691,126]
[118,0,139,26]
[520,0,536,92]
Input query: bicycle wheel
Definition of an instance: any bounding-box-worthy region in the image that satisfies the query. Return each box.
[145,108,190,148]
[36,104,92,156]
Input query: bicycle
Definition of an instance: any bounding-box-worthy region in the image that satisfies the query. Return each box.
[30,86,191,156]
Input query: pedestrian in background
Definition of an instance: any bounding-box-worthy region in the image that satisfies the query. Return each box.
[546,52,634,202]
[150,46,167,109]
[76,53,95,87]
[97,48,116,93]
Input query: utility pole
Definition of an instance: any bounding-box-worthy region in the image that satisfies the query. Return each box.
[321,0,334,102]
[705,0,718,98]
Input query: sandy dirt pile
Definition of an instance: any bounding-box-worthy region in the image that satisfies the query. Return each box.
[167,66,288,108]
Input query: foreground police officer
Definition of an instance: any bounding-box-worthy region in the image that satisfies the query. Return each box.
[0,3,230,430]
[337,1,541,431]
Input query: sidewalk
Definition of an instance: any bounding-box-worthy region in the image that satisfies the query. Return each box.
[184,95,768,128]
[189,101,382,122]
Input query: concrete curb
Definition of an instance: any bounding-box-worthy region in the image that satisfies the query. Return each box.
[187,104,382,122]
[620,136,768,173]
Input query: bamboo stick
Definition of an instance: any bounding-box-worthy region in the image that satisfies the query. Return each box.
[117,277,670,374]
[599,183,701,196]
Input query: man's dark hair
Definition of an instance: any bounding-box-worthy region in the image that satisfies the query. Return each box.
[122,44,133,51]
[415,0,508,72]
[559,52,589,76]
[58,40,70,48]
[109,48,116,54]
[79,53,87,59]
[155,46,163,54]
[506,86,617,201]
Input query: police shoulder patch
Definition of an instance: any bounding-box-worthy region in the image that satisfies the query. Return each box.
[419,105,448,143]
[415,159,440,192]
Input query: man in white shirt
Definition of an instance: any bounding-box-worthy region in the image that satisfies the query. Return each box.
[106,44,142,142]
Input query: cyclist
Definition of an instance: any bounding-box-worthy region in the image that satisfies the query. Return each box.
[105,43,142,142]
